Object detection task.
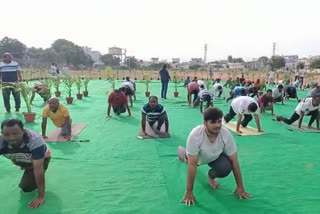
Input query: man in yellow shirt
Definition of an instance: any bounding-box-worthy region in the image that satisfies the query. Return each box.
[41,98,72,139]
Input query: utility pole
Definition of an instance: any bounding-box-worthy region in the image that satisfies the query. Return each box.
[273,42,276,56]
[204,44,207,63]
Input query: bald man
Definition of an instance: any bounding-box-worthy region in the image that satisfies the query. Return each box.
[41,98,72,139]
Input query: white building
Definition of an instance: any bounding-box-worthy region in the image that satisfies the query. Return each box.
[172,58,180,64]
[227,63,245,69]
[190,58,204,65]
[83,47,102,62]
[283,55,299,68]
[151,58,159,63]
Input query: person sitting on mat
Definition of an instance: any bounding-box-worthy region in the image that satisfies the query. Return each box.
[275,94,320,131]
[178,107,251,206]
[224,96,263,135]
[285,85,300,102]
[258,89,274,116]
[226,86,246,103]
[120,80,135,107]
[107,89,131,118]
[30,83,51,105]
[194,85,213,113]
[141,96,169,138]
[272,84,284,104]
[0,119,51,209]
[187,80,199,106]
[41,98,72,139]
[213,82,225,99]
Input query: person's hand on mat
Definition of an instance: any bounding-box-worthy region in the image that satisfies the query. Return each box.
[258,129,263,133]
[127,114,131,117]
[29,196,45,209]
[234,187,251,199]
[298,127,304,131]
[64,135,71,140]
[180,192,195,206]
[106,115,112,118]
[42,135,48,139]
[261,113,264,116]
[141,131,147,137]
[236,130,242,136]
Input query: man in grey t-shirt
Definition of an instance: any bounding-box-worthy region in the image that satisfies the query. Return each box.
[0,119,51,209]
[178,107,251,206]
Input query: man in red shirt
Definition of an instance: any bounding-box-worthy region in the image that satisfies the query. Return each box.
[258,89,274,116]
[107,89,131,117]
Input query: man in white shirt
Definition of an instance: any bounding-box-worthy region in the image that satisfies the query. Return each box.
[268,70,275,85]
[194,85,213,113]
[178,107,251,206]
[224,96,263,135]
[299,69,305,88]
[272,85,284,104]
[276,94,320,130]
[125,76,136,100]
[213,83,225,99]
[120,81,135,107]
[50,63,57,76]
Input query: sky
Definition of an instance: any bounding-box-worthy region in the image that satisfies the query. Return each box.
[1,0,320,62]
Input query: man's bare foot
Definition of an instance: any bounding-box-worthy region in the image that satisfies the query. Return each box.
[208,175,220,189]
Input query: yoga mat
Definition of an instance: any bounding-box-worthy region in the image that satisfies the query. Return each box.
[46,124,88,142]
[223,121,267,136]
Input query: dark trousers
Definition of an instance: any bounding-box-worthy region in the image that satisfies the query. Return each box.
[208,153,232,178]
[2,87,21,112]
[279,109,319,126]
[226,92,235,102]
[224,107,253,127]
[161,81,169,98]
[218,90,222,98]
[19,157,51,192]
[113,105,126,115]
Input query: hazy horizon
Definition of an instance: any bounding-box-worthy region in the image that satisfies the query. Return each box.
[1,0,320,61]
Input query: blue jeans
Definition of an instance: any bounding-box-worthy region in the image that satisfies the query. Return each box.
[161,81,168,98]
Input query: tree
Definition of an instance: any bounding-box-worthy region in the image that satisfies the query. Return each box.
[228,55,233,62]
[310,59,320,69]
[227,55,244,63]
[269,55,285,70]
[51,39,93,67]
[0,37,27,59]
[124,57,139,70]
[100,54,121,67]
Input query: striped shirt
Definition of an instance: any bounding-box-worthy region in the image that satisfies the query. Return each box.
[198,89,213,102]
[142,104,166,125]
[0,61,20,82]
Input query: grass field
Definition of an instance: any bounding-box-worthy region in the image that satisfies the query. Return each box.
[0,80,319,214]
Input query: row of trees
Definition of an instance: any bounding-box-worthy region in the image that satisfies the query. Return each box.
[0,37,93,68]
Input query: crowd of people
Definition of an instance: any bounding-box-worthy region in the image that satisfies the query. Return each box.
[0,52,319,209]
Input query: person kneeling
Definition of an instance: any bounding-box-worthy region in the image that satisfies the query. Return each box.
[194,85,213,113]
[141,96,169,138]
[178,108,251,206]
[258,89,274,116]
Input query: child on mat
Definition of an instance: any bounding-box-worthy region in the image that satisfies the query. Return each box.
[224,96,263,136]
[0,119,51,209]
[194,85,213,113]
[258,89,274,116]
[178,107,251,206]
[272,84,284,104]
[187,80,200,106]
[275,94,320,131]
[141,96,169,138]
[107,89,131,118]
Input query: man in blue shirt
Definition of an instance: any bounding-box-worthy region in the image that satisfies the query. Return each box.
[141,96,169,137]
[0,119,51,209]
[0,53,23,113]
[159,64,171,99]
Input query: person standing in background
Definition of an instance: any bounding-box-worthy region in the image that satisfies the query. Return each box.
[159,64,171,99]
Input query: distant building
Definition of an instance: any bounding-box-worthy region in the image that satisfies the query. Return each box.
[190,58,204,66]
[83,47,102,62]
[151,58,159,63]
[283,55,299,68]
[172,58,180,64]
[227,63,245,69]
[108,47,122,55]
